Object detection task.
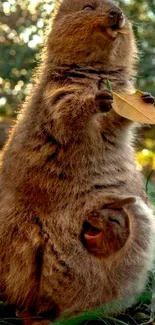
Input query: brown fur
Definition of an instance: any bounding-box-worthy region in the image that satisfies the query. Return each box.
[0,0,155,324]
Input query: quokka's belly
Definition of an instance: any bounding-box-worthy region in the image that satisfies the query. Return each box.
[39,189,154,316]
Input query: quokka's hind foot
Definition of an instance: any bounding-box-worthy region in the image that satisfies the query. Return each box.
[95,89,113,112]
[141,92,155,104]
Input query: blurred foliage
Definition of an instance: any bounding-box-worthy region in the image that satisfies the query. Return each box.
[116,0,155,94]
[0,0,155,185]
[0,0,54,117]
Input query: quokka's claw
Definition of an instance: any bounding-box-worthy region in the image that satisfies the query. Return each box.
[141,92,155,104]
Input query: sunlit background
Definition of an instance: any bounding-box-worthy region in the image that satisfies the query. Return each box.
[0,0,155,199]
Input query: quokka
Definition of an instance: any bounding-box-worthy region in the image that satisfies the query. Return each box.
[0,0,155,324]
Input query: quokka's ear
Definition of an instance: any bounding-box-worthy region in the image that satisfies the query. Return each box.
[104,197,136,210]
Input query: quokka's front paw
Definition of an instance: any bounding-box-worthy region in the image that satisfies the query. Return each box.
[95,90,113,112]
[141,92,155,104]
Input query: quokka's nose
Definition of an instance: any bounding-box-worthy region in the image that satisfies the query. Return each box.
[109,7,125,28]
[109,7,122,18]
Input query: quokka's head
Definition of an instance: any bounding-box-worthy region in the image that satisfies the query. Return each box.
[47,0,137,72]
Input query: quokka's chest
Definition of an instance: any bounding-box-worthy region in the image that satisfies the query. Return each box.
[53,140,135,195]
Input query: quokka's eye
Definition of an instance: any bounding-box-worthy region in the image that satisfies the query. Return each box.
[83,5,95,10]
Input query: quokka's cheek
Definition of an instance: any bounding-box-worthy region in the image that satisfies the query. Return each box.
[82,208,130,257]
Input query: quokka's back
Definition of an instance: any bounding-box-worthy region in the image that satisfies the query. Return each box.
[0,0,155,324]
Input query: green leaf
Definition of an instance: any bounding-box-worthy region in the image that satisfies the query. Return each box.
[106,80,112,91]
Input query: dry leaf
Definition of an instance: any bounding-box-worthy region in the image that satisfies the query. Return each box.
[112,91,155,124]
